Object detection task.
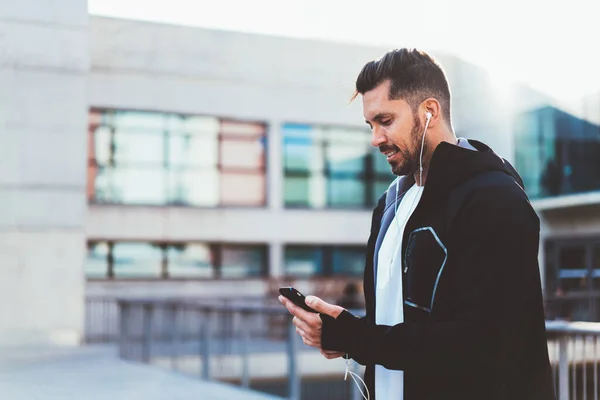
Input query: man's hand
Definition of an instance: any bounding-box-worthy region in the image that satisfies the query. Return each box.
[278,295,345,358]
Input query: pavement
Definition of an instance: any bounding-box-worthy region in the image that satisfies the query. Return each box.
[0,345,282,400]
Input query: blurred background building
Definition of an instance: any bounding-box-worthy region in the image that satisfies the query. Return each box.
[83,17,529,304]
[1,3,600,348]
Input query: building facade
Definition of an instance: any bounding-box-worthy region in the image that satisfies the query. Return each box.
[84,16,535,304]
[518,95,600,322]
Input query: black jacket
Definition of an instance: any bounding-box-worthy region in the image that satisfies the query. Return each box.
[322,140,555,400]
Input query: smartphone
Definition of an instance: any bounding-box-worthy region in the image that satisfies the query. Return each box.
[279,287,318,313]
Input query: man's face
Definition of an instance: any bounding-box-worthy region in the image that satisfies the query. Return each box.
[363,80,423,176]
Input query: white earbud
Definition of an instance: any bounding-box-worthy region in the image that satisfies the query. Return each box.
[425,111,432,121]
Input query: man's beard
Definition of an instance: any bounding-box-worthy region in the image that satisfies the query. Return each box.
[380,113,425,177]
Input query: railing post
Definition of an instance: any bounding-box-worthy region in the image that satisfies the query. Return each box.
[201,308,211,380]
[141,304,153,363]
[84,297,91,344]
[558,334,569,400]
[170,304,179,371]
[287,316,300,400]
[241,311,251,389]
[103,298,109,342]
[118,301,128,359]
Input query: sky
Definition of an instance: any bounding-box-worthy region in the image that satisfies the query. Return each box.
[88,0,600,102]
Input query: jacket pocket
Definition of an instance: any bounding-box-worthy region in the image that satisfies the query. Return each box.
[403,227,448,312]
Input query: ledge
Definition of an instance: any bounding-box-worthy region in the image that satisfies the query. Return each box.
[531,191,600,212]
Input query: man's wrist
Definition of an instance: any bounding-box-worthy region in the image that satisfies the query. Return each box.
[320,310,360,352]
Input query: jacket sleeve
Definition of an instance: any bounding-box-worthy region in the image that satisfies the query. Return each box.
[321,187,542,375]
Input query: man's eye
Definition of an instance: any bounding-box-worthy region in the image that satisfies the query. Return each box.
[381,120,392,126]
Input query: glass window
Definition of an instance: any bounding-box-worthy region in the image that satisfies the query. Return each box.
[372,148,392,175]
[283,123,391,209]
[284,139,324,172]
[283,245,366,277]
[220,137,265,170]
[85,242,110,278]
[372,179,393,205]
[167,244,214,278]
[179,116,219,134]
[113,111,167,131]
[284,176,311,207]
[220,120,265,137]
[326,145,367,174]
[94,126,113,166]
[282,124,320,140]
[113,132,164,165]
[515,105,600,199]
[168,169,219,206]
[328,178,366,207]
[284,175,326,208]
[331,247,366,277]
[220,246,266,278]
[108,167,167,205]
[558,246,588,293]
[284,247,323,277]
[112,243,163,278]
[546,239,600,322]
[85,241,271,280]
[88,109,267,207]
[220,173,265,206]
[168,133,218,168]
[93,166,112,203]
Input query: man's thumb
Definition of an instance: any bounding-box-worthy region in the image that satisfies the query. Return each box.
[305,295,329,313]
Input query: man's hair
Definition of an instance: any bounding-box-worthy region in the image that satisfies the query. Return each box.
[353,48,452,125]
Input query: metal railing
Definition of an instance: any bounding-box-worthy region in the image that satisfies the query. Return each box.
[111,297,600,400]
[84,296,273,343]
[116,298,357,400]
[85,296,120,343]
[547,321,600,400]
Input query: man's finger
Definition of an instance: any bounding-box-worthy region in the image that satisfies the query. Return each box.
[279,295,313,320]
[293,315,317,334]
[297,329,315,346]
[296,327,306,339]
[296,323,320,343]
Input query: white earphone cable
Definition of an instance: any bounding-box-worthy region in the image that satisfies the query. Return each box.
[389,112,431,276]
[345,354,370,400]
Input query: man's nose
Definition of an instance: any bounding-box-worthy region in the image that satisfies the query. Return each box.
[371,127,387,148]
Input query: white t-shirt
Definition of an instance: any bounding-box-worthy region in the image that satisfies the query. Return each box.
[375,182,424,400]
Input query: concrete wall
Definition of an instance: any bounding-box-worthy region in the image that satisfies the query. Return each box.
[0,1,89,346]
